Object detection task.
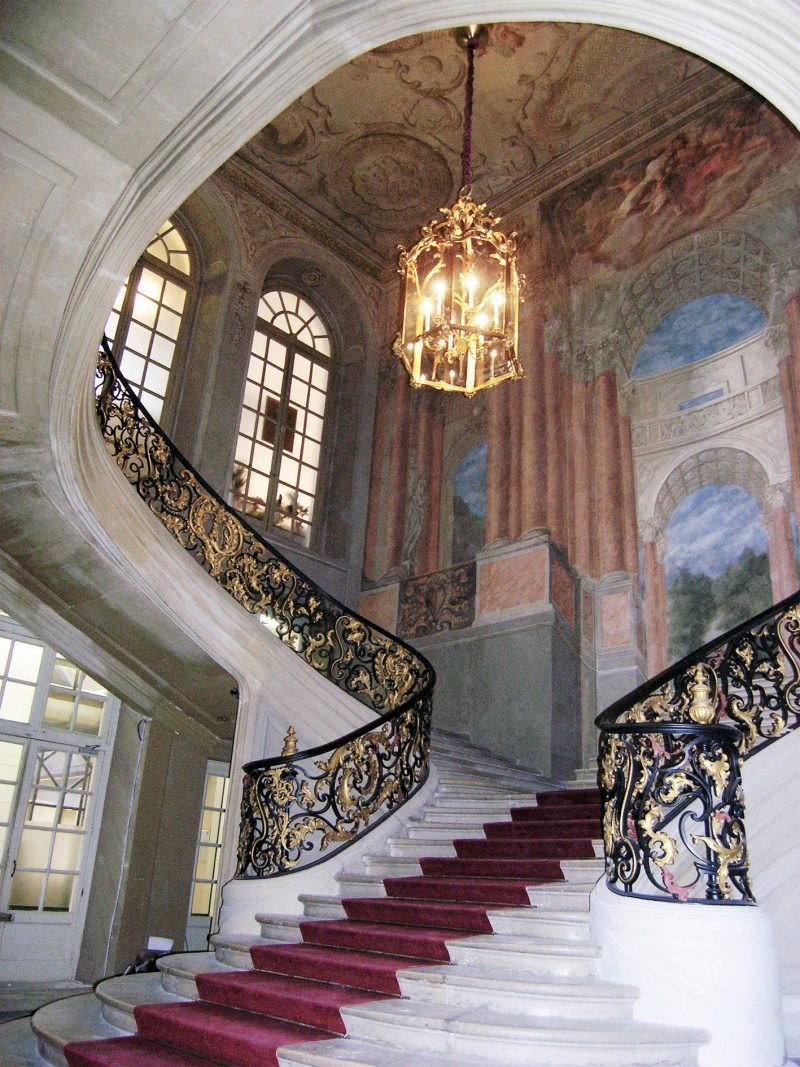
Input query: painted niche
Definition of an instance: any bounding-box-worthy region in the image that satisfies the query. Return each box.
[632,294,767,378]
[452,442,487,564]
[664,483,772,661]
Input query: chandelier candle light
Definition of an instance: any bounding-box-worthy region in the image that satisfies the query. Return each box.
[393,24,524,395]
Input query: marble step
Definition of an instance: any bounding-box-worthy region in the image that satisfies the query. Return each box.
[405,820,487,841]
[487,906,592,941]
[299,892,349,920]
[527,881,596,911]
[395,963,638,1019]
[95,971,185,1031]
[278,1035,484,1066]
[335,870,387,898]
[362,855,422,877]
[339,999,705,1065]
[31,992,126,1067]
[157,949,236,998]
[387,837,457,859]
[210,930,270,968]
[445,934,602,978]
[560,858,605,883]
[256,912,306,942]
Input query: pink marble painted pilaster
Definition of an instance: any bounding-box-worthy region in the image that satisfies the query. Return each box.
[358,585,399,633]
[418,404,443,575]
[519,314,547,533]
[544,345,566,550]
[777,351,800,531]
[382,375,411,573]
[766,502,796,602]
[618,408,639,586]
[594,369,626,576]
[568,375,594,577]
[363,381,390,580]
[486,385,511,544]
[478,546,548,617]
[643,538,667,675]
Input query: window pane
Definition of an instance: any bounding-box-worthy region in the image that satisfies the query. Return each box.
[162,281,187,313]
[191,882,212,916]
[200,809,221,842]
[157,307,181,340]
[51,657,78,689]
[9,642,43,683]
[204,774,226,809]
[126,321,153,355]
[74,698,104,736]
[294,355,311,382]
[17,827,51,869]
[144,363,170,396]
[1,682,36,724]
[51,831,84,871]
[44,692,73,730]
[312,364,328,389]
[9,870,43,910]
[120,351,146,385]
[138,268,164,302]
[150,334,175,367]
[43,873,75,911]
[0,638,10,675]
[195,844,217,881]
[132,293,159,328]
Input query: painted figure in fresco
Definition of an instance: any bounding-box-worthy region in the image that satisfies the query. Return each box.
[563,96,797,275]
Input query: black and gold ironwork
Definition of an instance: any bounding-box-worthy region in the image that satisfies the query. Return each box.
[95,341,435,876]
[597,592,800,904]
[237,699,431,877]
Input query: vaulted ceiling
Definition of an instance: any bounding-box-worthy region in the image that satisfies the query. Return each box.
[225,22,735,272]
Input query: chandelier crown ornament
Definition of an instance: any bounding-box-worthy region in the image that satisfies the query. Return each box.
[393,25,525,396]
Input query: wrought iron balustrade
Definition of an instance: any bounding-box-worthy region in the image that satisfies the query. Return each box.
[597,591,800,904]
[95,341,435,877]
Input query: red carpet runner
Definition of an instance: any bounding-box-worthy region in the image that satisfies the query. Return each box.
[65,788,600,1066]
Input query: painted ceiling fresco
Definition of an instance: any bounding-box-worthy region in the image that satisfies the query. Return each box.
[235,23,711,258]
[551,96,798,280]
[631,294,767,378]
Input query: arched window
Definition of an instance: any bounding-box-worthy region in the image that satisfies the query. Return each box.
[232,288,332,547]
[104,218,194,422]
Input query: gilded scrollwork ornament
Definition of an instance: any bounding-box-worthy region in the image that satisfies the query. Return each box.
[95,344,435,879]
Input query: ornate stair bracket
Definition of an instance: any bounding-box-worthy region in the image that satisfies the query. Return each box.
[94,342,435,877]
[597,593,800,904]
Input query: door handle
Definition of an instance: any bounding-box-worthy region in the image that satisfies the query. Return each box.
[0,912,13,922]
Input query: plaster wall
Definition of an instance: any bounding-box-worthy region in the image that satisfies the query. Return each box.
[414,609,581,779]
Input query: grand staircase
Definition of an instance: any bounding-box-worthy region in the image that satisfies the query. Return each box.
[14,730,708,1067]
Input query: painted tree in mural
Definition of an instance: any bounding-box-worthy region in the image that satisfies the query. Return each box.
[668,568,713,661]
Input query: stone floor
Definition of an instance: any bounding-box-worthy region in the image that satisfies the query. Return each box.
[0,983,90,1024]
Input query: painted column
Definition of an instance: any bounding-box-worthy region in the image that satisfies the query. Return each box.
[618,399,640,587]
[764,483,797,602]
[381,371,412,575]
[776,307,800,527]
[568,372,594,577]
[363,371,392,580]
[544,337,566,550]
[594,367,627,576]
[414,396,443,575]
[641,521,668,676]
[519,312,547,534]
[485,384,511,544]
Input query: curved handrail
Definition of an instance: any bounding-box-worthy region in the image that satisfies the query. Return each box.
[95,341,435,877]
[596,588,800,904]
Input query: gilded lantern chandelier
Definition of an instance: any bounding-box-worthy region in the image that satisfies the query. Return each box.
[393,25,524,396]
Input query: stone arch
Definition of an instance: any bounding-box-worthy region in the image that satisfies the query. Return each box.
[617,230,774,373]
[652,446,770,532]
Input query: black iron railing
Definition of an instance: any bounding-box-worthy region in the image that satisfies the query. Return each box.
[95,342,435,877]
[597,590,800,904]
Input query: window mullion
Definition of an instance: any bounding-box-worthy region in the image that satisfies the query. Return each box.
[109,262,143,359]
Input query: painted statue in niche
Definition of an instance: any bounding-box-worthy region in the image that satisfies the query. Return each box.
[664,484,773,661]
[452,442,487,564]
[551,95,798,280]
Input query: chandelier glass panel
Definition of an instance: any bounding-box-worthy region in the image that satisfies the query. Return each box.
[393,26,524,396]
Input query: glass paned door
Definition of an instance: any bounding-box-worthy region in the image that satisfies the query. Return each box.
[0,611,118,981]
[8,748,96,913]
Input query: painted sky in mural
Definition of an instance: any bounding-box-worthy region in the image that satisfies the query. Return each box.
[632,294,767,378]
[664,484,767,583]
[552,95,798,279]
[453,443,487,517]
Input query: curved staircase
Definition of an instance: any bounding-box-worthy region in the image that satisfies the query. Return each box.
[11,731,708,1067]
